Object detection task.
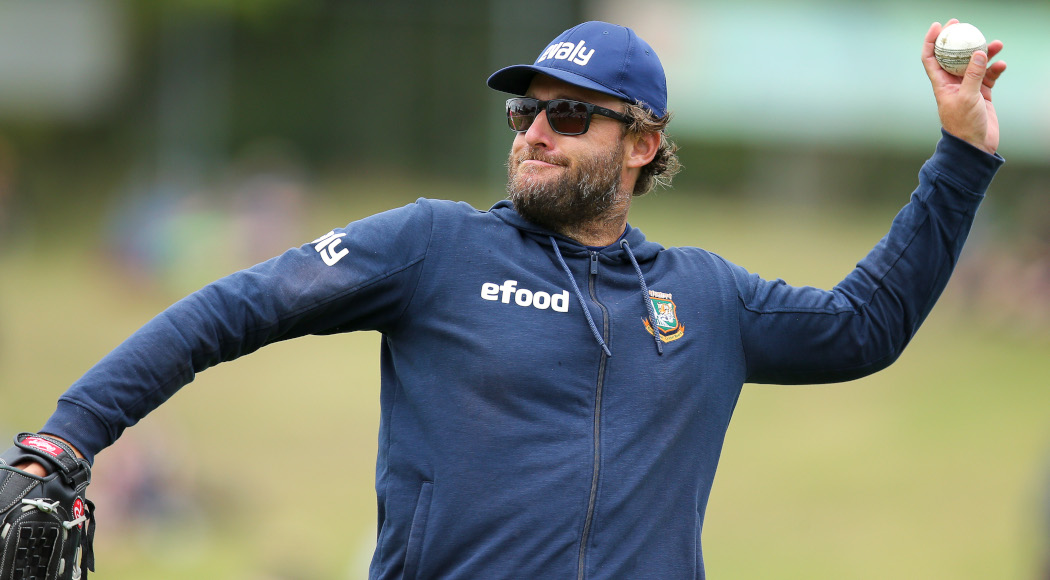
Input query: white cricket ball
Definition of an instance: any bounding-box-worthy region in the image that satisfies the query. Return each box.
[934,23,987,76]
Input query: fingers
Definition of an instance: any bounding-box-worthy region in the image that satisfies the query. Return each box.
[13,460,49,478]
[963,42,1007,96]
[923,21,1006,87]
[923,21,941,50]
[984,58,1007,88]
[960,50,989,94]
[921,20,961,77]
[921,22,945,77]
[987,39,1004,60]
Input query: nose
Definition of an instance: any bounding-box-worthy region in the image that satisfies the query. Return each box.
[522,109,555,148]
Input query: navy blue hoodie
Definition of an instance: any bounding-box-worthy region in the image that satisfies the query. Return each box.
[43,133,1001,579]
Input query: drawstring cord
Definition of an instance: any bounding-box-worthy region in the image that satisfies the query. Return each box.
[621,239,664,356]
[550,237,613,357]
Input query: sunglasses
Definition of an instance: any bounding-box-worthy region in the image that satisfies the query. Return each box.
[506,97,630,136]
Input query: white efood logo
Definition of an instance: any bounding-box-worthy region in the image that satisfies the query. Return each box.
[536,39,595,66]
[481,280,569,312]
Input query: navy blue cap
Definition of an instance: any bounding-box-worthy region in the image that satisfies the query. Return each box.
[487,21,668,118]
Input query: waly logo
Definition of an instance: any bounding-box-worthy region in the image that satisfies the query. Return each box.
[312,230,349,266]
[536,39,595,66]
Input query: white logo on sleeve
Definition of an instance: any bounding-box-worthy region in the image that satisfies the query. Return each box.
[481,280,569,312]
[536,40,595,66]
[312,230,349,266]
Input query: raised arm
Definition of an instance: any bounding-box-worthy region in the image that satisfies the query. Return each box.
[738,21,1006,384]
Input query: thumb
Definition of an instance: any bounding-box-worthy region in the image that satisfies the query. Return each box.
[960,50,988,93]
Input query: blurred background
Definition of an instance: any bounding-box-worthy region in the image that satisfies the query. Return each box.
[1,0,1048,578]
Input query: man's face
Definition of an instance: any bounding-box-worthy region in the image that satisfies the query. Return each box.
[506,75,631,234]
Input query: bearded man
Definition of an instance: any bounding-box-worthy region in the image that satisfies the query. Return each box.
[10,19,1006,580]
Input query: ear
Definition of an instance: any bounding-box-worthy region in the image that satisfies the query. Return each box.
[624,130,660,169]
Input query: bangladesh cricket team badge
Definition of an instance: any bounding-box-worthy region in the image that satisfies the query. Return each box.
[642,290,685,343]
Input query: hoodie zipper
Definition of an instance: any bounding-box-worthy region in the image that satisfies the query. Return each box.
[578,251,609,580]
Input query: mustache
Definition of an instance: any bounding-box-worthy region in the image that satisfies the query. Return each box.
[512,148,569,167]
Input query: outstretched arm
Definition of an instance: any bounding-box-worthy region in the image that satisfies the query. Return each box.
[36,200,436,465]
[922,19,1008,154]
[739,22,1006,384]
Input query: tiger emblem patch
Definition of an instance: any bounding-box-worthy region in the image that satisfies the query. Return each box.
[642,290,685,343]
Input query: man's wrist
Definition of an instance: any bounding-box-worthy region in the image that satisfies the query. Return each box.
[40,433,85,459]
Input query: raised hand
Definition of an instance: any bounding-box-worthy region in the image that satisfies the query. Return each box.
[921,20,1008,154]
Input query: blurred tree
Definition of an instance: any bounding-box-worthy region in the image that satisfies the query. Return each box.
[224,0,583,178]
[0,0,583,234]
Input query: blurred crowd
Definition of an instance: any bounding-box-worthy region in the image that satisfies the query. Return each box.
[0,138,15,243]
[102,144,309,295]
[952,195,1050,337]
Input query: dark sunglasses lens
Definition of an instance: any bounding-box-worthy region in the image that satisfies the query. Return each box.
[547,100,589,135]
[507,99,538,132]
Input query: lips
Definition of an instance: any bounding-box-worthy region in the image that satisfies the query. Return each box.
[516,149,568,168]
[522,159,563,169]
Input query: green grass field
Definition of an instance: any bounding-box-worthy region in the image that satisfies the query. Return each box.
[1,183,1048,579]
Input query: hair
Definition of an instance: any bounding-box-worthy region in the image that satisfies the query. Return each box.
[622,101,681,196]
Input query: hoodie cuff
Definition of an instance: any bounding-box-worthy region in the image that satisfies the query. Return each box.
[926,129,1005,196]
[39,399,112,465]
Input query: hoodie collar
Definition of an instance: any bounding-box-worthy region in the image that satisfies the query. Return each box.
[489,199,667,356]
[488,200,663,263]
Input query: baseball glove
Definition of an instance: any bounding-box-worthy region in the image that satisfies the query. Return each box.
[0,433,95,580]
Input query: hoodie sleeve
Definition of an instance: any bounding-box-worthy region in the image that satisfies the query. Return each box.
[41,199,436,462]
[734,132,1002,385]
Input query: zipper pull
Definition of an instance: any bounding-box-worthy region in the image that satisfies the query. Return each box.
[590,252,599,275]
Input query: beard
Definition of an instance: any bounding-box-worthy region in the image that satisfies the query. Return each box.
[506,142,626,235]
